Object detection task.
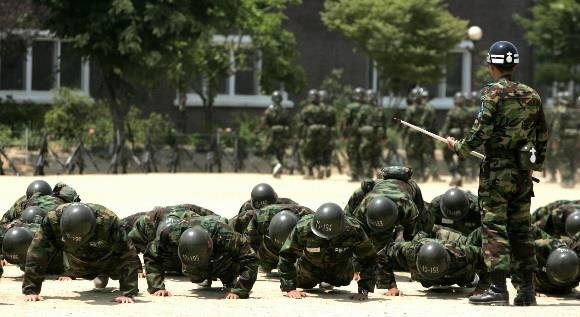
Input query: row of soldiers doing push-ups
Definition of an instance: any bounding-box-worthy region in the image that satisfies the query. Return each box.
[0,172,578,304]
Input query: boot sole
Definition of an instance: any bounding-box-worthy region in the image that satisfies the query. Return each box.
[469,301,509,306]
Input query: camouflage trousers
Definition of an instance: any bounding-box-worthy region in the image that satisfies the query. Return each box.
[257,242,279,272]
[345,135,362,178]
[478,159,537,272]
[265,140,288,167]
[294,258,354,289]
[359,134,383,179]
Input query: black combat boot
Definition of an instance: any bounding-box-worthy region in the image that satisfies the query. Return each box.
[468,271,509,305]
[513,271,537,306]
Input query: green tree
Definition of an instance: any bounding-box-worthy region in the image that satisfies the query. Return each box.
[515,0,580,85]
[166,0,306,134]
[321,0,468,103]
[33,0,242,172]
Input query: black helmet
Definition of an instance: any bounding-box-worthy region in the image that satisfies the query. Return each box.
[566,210,580,237]
[311,202,345,239]
[486,41,519,68]
[26,180,52,199]
[2,226,34,265]
[178,227,213,269]
[60,203,96,246]
[250,183,278,209]
[268,210,299,248]
[365,196,398,232]
[156,216,180,238]
[546,247,579,285]
[439,188,470,220]
[271,91,283,104]
[416,241,450,280]
[21,206,46,224]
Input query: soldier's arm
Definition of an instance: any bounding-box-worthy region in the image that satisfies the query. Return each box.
[377,241,413,289]
[353,230,378,293]
[278,227,302,292]
[110,219,140,297]
[534,103,549,166]
[22,219,57,295]
[127,215,154,253]
[343,188,367,214]
[143,241,167,294]
[454,97,495,157]
[228,232,259,299]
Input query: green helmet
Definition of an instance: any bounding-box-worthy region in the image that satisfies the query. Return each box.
[60,203,96,246]
[565,210,580,237]
[21,206,46,224]
[317,90,328,103]
[178,227,213,269]
[453,92,465,105]
[546,247,579,285]
[416,241,450,280]
[365,89,377,105]
[268,210,299,248]
[439,188,470,220]
[307,89,319,103]
[365,196,398,232]
[311,202,345,239]
[251,183,278,209]
[26,180,52,199]
[2,226,34,265]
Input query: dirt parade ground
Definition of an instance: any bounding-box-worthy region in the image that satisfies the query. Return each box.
[0,171,579,317]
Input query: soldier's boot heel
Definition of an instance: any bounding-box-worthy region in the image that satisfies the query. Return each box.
[319,282,334,290]
[93,276,109,289]
[513,271,537,306]
[469,271,509,306]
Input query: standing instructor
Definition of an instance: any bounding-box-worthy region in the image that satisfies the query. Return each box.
[446,40,549,306]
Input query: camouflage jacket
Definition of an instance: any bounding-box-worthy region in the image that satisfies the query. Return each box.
[244,204,314,261]
[1,183,79,235]
[425,190,481,236]
[531,200,580,237]
[128,204,218,253]
[23,203,139,297]
[342,101,363,137]
[348,178,426,245]
[385,229,483,288]
[236,197,297,217]
[529,229,580,293]
[278,214,377,292]
[263,104,291,129]
[144,216,258,298]
[440,104,474,138]
[454,77,549,171]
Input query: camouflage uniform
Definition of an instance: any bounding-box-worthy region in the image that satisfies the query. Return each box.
[278,214,377,293]
[355,97,387,179]
[318,94,337,177]
[530,201,580,238]
[128,204,220,254]
[551,95,580,188]
[0,182,79,275]
[262,99,291,170]
[23,203,140,298]
[452,77,549,273]
[242,204,314,271]
[385,227,484,290]
[144,216,259,298]
[425,190,481,236]
[342,90,364,181]
[298,94,334,178]
[511,227,580,294]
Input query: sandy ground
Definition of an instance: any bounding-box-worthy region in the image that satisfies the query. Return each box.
[0,171,579,316]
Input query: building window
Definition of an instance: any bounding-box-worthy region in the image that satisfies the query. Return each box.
[185,35,290,108]
[0,32,90,103]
